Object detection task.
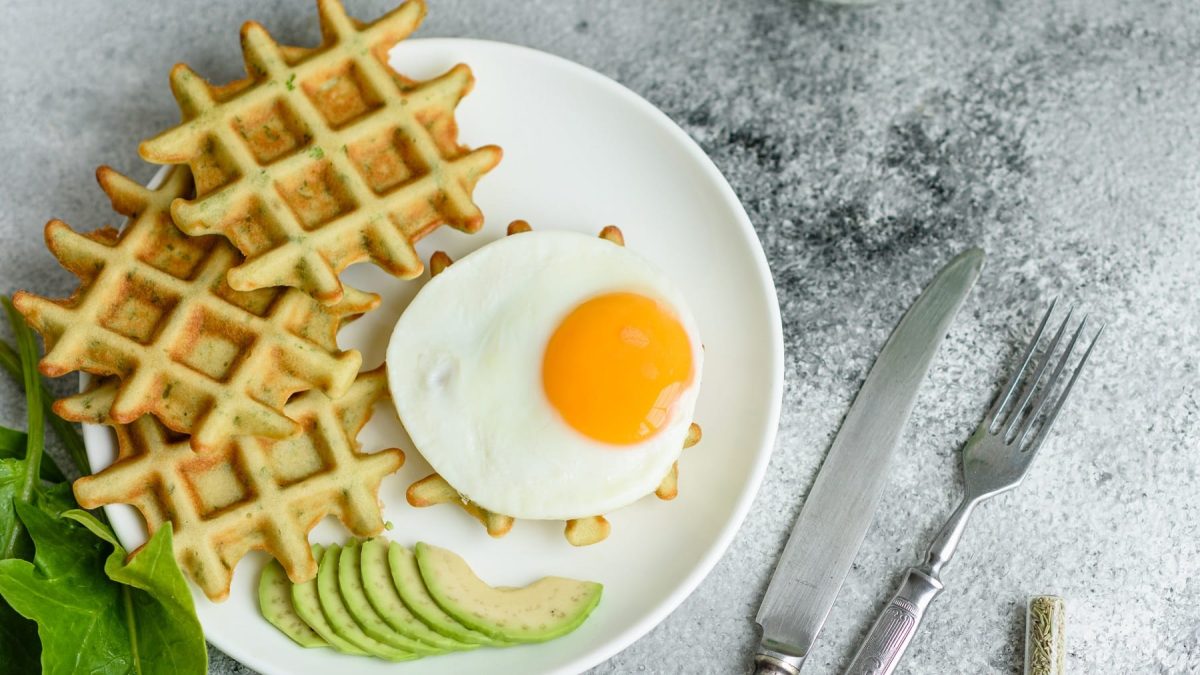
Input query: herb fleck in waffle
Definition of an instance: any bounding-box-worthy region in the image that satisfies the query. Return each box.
[139,0,502,304]
[13,166,375,452]
[71,367,404,601]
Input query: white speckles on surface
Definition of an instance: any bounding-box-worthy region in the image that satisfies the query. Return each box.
[2,0,1198,673]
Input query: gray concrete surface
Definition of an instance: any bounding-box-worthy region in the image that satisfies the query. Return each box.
[2,0,1198,673]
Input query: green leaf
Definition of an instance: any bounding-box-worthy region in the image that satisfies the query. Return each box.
[0,598,40,675]
[0,457,42,675]
[66,511,207,674]
[0,427,23,454]
[33,481,77,520]
[0,459,32,562]
[0,445,68,675]
[0,338,88,477]
[0,298,44,559]
[0,505,207,675]
[0,426,66,483]
[0,501,127,674]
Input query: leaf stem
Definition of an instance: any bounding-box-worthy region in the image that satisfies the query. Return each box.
[0,297,43,558]
[122,584,142,675]
[2,298,44,497]
[0,340,90,476]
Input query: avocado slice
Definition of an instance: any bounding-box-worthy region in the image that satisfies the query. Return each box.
[337,542,444,655]
[358,538,479,652]
[290,545,368,655]
[258,558,328,649]
[386,542,503,646]
[414,541,603,643]
[316,544,418,661]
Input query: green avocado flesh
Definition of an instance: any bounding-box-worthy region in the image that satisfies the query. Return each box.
[316,544,417,661]
[415,542,603,643]
[289,545,368,656]
[358,538,479,652]
[336,542,443,655]
[259,539,601,661]
[387,540,503,646]
[258,559,327,649]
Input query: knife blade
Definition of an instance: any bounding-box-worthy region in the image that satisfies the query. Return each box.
[752,248,984,675]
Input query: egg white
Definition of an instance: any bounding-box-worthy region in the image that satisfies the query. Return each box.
[385,231,704,521]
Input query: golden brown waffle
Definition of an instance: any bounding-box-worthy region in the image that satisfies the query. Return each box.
[405,223,702,546]
[564,516,611,547]
[71,367,404,601]
[139,0,502,304]
[406,473,514,538]
[13,166,375,452]
[408,422,701,546]
[652,420,702,501]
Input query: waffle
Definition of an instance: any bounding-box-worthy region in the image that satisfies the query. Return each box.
[408,423,701,546]
[405,223,702,546]
[71,367,404,601]
[13,166,375,452]
[406,474,514,538]
[139,0,502,304]
[653,419,703,501]
[564,516,611,548]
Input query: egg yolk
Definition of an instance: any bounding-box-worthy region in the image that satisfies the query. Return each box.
[542,292,694,445]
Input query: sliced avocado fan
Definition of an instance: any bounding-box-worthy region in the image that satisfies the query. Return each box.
[316,544,418,661]
[259,558,328,649]
[337,542,443,655]
[415,541,603,643]
[260,540,602,661]
[290,545,368,656]
[387,541,505,646]
[358,538,480,651]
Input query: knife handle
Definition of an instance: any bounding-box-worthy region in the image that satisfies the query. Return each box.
[844,567,943,675]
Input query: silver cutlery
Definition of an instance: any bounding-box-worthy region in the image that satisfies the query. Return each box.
[753,248,984,675]
[845,301,1103,675]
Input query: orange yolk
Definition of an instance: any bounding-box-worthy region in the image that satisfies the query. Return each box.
[542,292,694,445]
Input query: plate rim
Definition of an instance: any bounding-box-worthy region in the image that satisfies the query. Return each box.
[82,37,784,675]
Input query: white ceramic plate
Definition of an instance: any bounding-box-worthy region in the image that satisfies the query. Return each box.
[83,39,783,675]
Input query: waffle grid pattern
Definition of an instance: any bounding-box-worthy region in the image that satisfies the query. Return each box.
[14,167,375,452]
[72,368,404,601]
[140,0,502,304]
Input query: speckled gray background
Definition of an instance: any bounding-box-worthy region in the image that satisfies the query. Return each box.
[2,0,1198,673]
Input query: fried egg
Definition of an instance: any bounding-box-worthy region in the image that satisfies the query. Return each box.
[386,230,703,520]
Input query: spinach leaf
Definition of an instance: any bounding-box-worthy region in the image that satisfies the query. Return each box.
[0,599,40,675]
[0,506,206,675]
[0,296,205,674]
[69,511,207,674]
[0,441,51,675]
[0,468,74,563]
[0,427,23,454]
[0,426,66,483]
[0,298,44,560]
[0,459,32,562]
[0,501,129,674]
[0,348,47,675]
[0,338,88,477]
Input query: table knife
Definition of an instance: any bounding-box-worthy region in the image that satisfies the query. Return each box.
[752,248,984,675]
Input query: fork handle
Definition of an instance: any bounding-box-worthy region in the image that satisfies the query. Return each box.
[844,567,944,675]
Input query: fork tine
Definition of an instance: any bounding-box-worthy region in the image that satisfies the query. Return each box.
[1004,306,1075,439]
[987,299,1058,428]
[1014,315,1087,445]
[1021,322,1103,454]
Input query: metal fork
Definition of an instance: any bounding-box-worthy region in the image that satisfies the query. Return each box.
[844,300,1103,675]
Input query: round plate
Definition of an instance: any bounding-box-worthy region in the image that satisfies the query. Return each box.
[84,39,783,675]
